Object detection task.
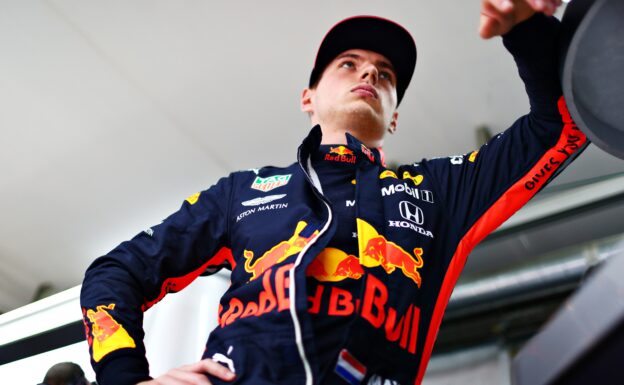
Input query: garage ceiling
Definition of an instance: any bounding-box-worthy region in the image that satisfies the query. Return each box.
[1,0,622,312]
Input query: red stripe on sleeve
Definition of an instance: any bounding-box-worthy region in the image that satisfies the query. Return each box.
[415,97,586,384]
[141,246,234,311]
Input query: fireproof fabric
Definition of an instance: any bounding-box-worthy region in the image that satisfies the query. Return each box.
[80,14,587,385]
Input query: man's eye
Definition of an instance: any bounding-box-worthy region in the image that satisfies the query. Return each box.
[340,61,355,69]
[380,71,393,81]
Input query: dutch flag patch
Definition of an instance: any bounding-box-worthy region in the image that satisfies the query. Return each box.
[335,349,367,385]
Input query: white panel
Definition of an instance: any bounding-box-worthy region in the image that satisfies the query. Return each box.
[0,272,229,380]
[0,286,82,345]
[0,341,96,385]
[143,274,230,377]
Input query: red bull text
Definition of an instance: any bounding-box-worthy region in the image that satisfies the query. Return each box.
[219,219,424,355]
[325,146,357,164]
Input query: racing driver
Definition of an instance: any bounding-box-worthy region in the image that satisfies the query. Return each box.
[80,0,585,384]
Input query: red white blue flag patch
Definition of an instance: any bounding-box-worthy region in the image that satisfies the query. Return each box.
[335,349,367,385]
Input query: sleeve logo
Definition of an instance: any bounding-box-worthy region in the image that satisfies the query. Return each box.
[85,303,136,362]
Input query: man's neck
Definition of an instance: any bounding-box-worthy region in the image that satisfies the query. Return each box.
[316,123,383,148]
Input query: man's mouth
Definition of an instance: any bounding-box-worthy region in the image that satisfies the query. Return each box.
[351,84,378,99]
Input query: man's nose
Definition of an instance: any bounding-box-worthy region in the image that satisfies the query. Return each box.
[360,63,378,84]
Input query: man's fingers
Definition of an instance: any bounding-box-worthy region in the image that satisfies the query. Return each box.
[183,359,235,381]
[479,14,504,39]
[524,0,563,16]
[165,369,213,385]
[493,0,515,14]
[480,0,516,39]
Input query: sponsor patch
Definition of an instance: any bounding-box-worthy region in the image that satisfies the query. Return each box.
[449,155,464,165]
[241,194,286,207]
[358,219,424,287]
[367,375,401,385]
[388,220,434,238]
[380,183,434,203]
[236,203,289,222]
[379,170,398,179]
[251,174,291,192]
[243,221,318,281]
[402,171,423,186]
[335,349,367,385]
[325,146,356,164]
[85,304,136,362]
[331,146,354,156]
[468,150,479,162]
[361,144,375,162]
[399,201,424,225]
[212,346,236,373]
[307,248,364,282]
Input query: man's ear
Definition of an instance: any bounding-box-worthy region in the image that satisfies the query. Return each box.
[388,111,399,134]
[301,88,314,114]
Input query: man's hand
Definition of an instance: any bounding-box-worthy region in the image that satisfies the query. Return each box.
[479,0,563,39]
[136,359,236,385]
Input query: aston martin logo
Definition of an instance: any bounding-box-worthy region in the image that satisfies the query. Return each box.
[241,194,287,206]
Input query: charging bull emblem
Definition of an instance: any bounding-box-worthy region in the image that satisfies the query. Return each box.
[244,221,318,281]
[307,247,364,281]
[85,303,136,362]
[357,219,424,287]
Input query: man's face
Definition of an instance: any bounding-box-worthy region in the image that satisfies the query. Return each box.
[302,49,399,145]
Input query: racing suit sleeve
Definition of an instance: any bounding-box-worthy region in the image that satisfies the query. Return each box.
[80,176,234,385]
[422,13,588,246]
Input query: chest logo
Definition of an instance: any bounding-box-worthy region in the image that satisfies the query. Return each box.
[399,201,424,225]
[241,194,286,206]
[251,174,291,192]
[307,248,364,282]
[357,219,424,287]
[243,221,318,281]
[402,171,423,185]
[325,146,356,164]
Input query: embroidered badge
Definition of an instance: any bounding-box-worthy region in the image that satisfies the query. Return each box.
[250,174,291,192]
[335,349,367,385]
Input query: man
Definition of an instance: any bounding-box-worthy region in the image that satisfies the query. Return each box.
[81,0,585,384]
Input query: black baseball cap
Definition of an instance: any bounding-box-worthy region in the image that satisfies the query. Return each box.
[309,16,417,106]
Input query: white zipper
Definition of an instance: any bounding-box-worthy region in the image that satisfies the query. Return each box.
[289,156,333,385]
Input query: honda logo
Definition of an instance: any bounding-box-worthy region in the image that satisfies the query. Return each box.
[399,201,424,225]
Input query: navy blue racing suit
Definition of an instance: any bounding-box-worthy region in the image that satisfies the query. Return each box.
[81,14,587,385]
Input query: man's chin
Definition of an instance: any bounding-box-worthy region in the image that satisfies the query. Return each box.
[339,105,385,135]
[344,99,382,117]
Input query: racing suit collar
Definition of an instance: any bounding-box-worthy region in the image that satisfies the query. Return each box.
[299,125,386,168]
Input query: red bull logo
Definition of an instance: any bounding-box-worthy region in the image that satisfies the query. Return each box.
[325,146,356,164]
[307,274,421,355]
[330,146,354,156]
[84,303,136,362]
[219,263,292,327]
[357,219,424,287]
[244,221,318,281]
[306,248,364,282]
